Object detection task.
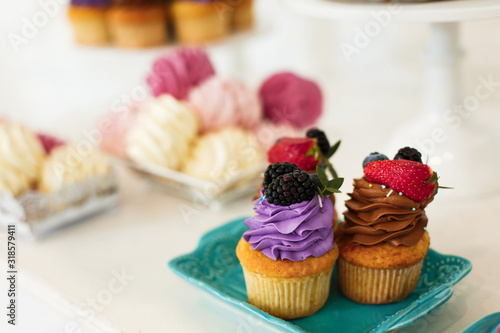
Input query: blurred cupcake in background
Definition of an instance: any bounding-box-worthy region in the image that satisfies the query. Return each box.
[107,3,167,48]
[147,47,215,99]
[170,0,232,44]
[188,76,262,133]
[112,0,162,4]
[232,0,253,31]
[259,72,323,129]
[67,0,112,45]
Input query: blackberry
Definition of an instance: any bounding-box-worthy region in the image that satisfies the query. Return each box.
[394,147,422,163]
[263,162,300,191]
[306,128,330,156]
[362,152,389,168]
[265,169,317,206]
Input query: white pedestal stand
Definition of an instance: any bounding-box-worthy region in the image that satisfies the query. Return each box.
[282,0,500,197]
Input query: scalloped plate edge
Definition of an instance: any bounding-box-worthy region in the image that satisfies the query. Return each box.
[374,253,472,332]
[461,312,500,333]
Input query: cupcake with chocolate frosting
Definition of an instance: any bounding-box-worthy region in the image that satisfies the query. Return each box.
[337,148,440,304]
[236,162,343,319]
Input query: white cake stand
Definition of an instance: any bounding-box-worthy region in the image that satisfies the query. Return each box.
[281,0,500,197]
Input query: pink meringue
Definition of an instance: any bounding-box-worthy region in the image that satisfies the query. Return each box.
[188,76,262,133]
[100,104,138,158]
[259,72,323,129]
[146,47,215,99]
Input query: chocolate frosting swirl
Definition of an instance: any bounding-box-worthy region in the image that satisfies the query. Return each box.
[341,178,434,247]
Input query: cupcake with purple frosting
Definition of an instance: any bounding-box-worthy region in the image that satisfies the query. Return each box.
[236,162,343,319]
[67,0,111,46]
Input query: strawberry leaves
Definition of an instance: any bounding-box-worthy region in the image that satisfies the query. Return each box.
[324,140,340,178]
[305,144,321,160]
[326,140,341,159]
[426,171,453,190]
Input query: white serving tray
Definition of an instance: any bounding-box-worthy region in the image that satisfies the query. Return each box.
[0,173,119,240]
[115,157,265,209]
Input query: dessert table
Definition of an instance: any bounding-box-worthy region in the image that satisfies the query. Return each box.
[1,120,500,332]
[1,1,500,332]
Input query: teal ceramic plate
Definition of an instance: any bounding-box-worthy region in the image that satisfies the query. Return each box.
[462,313,500,333]
[169,218,472,333]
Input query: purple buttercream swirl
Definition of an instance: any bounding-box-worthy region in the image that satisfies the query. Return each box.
[243,194,334,262]
[71,0,111,6]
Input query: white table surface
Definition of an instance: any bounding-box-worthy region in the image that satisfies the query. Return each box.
[1,0,500,332]
[1,129,500,333]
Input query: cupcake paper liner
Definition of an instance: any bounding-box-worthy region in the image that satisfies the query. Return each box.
[337,256,423,304]
[172,7,231,44]
[109,20,167,48]
[241,267,333,320]
[68,7,110,45]
[232,0,253,31]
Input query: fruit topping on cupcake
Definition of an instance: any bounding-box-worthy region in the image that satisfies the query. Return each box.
[268,138,319,172]
[262,162,343,207]
[306,128,330,156]
[393,146,423,163]
[362,147,450,201]
[264,168,316,206]
[362,152,388,168]
[364,159,437,201]
[267,128,340,176]
[262,161,299,192]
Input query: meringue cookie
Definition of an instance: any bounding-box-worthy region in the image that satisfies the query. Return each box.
[38,145,111,193]
[146,47,215,99]
[127,95,199,170]
[100,104,138,158]
[0,123,45,196]
[259,72,323,129]
[182,127,264,181]
[188,76,262,133]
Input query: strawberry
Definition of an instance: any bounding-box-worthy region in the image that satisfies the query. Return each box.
[267,138,321,172]
[363,159,437,201]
